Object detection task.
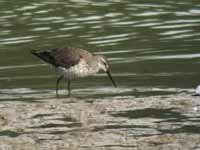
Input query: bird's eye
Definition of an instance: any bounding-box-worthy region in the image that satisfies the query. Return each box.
[102,61,107,66]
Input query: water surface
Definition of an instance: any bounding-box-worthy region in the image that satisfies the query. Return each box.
[0,0,200,98]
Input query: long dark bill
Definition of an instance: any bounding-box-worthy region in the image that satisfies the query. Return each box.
[106,71,117,87]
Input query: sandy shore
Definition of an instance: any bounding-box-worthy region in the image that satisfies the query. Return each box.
[0,93,200,150]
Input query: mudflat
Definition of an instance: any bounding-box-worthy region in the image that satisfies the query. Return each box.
[0,93,199,150]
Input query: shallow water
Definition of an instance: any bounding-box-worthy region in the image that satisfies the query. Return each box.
[0,0,200,97]
[0,0,200,149]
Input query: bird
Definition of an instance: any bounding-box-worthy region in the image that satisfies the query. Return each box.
[31,47,117,97]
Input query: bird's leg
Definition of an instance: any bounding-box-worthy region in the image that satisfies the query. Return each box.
[67,80,71,97]
[56,75,63,97]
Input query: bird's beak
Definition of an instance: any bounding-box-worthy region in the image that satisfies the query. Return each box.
[106,70,117,87]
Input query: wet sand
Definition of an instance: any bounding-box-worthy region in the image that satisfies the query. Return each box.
[0,93,200,150]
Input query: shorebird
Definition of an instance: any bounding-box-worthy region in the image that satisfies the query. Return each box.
[31,47,117,97]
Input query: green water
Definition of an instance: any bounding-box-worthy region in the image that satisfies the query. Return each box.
[1,0,200,99]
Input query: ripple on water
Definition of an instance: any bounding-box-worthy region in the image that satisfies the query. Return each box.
[0,36,39,45]
[32,27,51,31]
[16,5,38,11]
[159,30,192,36]
[152,23,199,29]
[33,17,64,21]
[147,53,200,60]
[0,86,194,101]
[88,33,133,45]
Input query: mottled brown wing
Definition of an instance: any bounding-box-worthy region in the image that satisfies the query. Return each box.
[50,48,79,69]
[51,47,93,69]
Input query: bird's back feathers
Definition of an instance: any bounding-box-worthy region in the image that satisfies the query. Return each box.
[31,47,93,69]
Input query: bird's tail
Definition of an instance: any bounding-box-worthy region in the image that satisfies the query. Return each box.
[31,50,57,66]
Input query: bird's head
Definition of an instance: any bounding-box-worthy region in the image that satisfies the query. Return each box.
[95,55,117,87]
[95,55,109,72]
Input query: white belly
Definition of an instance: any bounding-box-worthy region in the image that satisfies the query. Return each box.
[56,60,99,79]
